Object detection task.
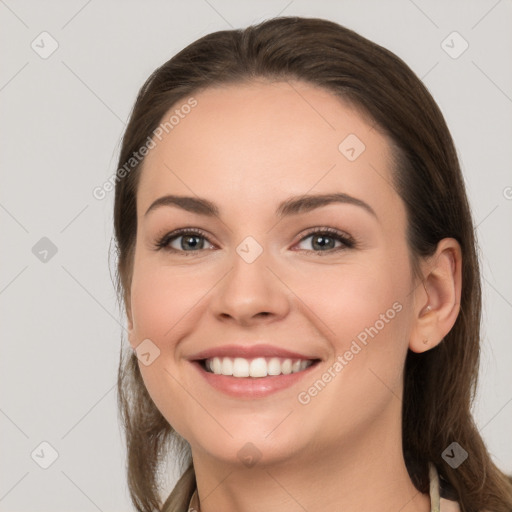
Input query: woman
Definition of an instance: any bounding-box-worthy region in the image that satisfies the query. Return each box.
[114,16,512,512]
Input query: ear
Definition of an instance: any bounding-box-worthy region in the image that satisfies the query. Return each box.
[409,238,462,353]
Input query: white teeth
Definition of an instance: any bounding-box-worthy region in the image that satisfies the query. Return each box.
[267,357,281,375]
[221,357,233,376]
[204,356,315,378]
[249,357,267,378]
[212,357,222,374]
[233,358,249,377]
[281,359,292,375]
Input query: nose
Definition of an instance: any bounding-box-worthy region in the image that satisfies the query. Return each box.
[210,246,291,327]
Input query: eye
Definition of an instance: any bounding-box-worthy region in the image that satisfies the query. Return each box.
[154,226,356,255]
[294,227,355,254]
[155,228,215,254]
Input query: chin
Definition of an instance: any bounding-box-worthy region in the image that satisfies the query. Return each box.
[195,438,305,470]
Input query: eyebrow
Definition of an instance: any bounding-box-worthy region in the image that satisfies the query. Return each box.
[144,192,377,219]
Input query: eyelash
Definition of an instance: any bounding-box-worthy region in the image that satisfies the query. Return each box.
[154,227,357,256]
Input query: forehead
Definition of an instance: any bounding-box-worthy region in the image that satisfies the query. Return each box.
[137,80,400,223]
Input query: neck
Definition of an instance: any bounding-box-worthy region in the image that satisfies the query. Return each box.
[190,408,430,512]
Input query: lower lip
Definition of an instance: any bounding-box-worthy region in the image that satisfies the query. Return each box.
[191,361,320,399]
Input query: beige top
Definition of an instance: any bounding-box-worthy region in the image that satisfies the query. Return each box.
[187,463,461,511]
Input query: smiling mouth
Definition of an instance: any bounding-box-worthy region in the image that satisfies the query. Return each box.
[199,356,320,378]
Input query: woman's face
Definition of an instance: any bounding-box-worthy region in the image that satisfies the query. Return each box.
[127,80,421,468]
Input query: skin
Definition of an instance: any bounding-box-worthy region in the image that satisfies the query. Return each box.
[126,80,462,512]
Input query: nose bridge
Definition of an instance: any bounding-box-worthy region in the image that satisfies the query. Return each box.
[211,234,289,323]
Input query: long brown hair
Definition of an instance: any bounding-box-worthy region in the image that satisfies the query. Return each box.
[114,16,512,512]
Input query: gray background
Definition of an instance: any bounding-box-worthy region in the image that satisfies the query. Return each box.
[1,0,511,510]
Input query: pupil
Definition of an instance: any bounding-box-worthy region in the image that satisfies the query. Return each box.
[313,235,333,250]
[183,235,202,250]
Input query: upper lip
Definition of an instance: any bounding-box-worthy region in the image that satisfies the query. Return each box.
[187,344,320,361]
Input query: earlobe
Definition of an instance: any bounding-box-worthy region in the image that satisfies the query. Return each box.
[409,238,462,354]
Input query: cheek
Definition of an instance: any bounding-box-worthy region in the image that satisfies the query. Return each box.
[128,261,205,438]
[129,258,200,345]
[292,251,413,397]
[295,253,410,342]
